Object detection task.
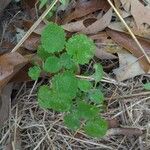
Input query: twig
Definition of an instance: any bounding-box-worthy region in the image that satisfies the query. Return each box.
[76,75,127,86]
[106,127,143,136]
[11,0,59,53]
[107,0,150,64]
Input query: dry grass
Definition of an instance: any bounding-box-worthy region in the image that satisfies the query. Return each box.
[0,75,150,150]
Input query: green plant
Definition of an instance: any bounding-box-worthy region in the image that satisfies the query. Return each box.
[143,82,150,90]
[28,22,108,138]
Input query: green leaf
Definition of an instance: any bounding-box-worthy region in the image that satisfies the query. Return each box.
[60,53,75,70]
[143,82,150,90]
[84,118,108,138]
[60,0,69,6]
[89,89,104,104]
[78,79,92,92]
[52,72,78,99]
[77,101,99,120]
[39,0,48,9]
[38,85,71,112]
[41,23,66,53]
[28,66,41,80]
[38,85,52,109]
[64,113,80,130]
[50,91,72,112]
[66,34,95,65]
[93,64,103,82]
[37,45,50,60]
[43,56,62,73]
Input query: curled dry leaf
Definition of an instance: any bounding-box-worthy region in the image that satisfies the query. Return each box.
[0,0,11,13]
[106,28,150,73]
[113,50,145,81]
[81,8,113,34]
[90,32,118,59]
[63,8,113,34]
[0,52,28,90]
[131,0,150,28]
[22,34,40,51]
[62,0,110,24]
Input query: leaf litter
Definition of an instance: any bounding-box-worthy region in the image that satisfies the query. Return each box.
[0,0,150,149]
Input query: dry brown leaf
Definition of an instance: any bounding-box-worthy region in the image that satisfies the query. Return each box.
[113,50,145,81]
[90,32,118,59]
[120,0,131,12]
[63,8,112,34]
[131,0,150,28]
[81,8,113,34]
[95,47,117,60]
[106,28,150,72]
[62,0,110,24]
[0,52,28,90]
[62,18,97,32]
[22,34,40,51]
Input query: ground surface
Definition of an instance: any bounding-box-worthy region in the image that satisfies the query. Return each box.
[0,1,150,150]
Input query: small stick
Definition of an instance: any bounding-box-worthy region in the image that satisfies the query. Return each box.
[11,0,59,53]
[107,0,150,64]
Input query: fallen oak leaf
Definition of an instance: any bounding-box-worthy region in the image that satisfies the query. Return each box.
[62,17,97,32]
[90,32,118,59]
[113,50,145,81]
[81,8,113,34]
[106,28,150,73]
[62,0,110,24]
[131,0,150,28]
[63,8,112,34]
[0,52,28,90]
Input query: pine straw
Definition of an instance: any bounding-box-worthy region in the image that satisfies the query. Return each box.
[0,75,150,150]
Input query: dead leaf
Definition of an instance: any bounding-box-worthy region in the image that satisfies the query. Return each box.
[106,28,150,72]
[95,47,117,60]
[0,0,11,13]
[113,50,145,81]
[90,32,118,59]
[63,8,112,34]
[120,0,131,12]
[81,8,113,34]
[62,0,110,24]
[0,52,28,90]
[131,0,150,28]
[22,34,40,51]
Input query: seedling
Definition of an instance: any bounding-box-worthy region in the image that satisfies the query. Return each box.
[28,22,108,138]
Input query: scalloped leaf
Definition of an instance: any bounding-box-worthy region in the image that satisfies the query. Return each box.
[143,82,150,90]
[41,23,66,53]
[52,72,78,99]
[38,85,52,109]
[77,101,99,120]
[66,34,95,64]
[64,113,80,130]
[84,118,108,138]
[28,66,41,80]
[89,89,104,104]
[93,64,103,82]
[38,85,71,112]
[43,56,62,73]
[78,79,92,92]
[37,45,50,60]
[60,53,75,70]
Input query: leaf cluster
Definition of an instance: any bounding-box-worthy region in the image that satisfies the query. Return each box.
[28,23,108,138]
